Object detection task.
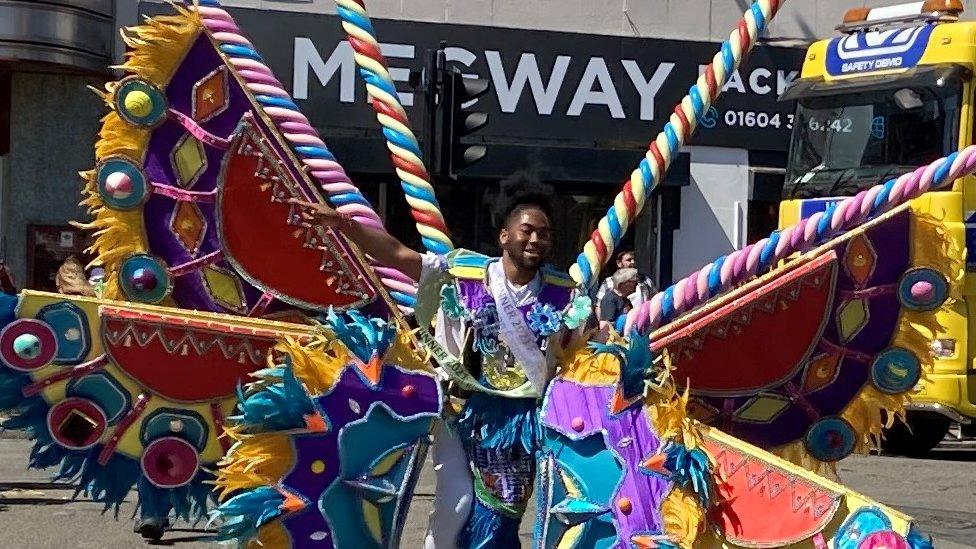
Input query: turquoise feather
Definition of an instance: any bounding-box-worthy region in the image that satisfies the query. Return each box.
[137,472,213,523]
[457,392,539,453]
[589,332,655,400]
[657,442,713,509]
[232,356,315,432]
[324,308,396,363]
[216,486,285,542]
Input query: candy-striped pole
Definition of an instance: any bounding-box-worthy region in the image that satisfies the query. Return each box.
[624,146,976,335]
[188,0,417,308]
[335,0,454,255]
[569,0,782,288]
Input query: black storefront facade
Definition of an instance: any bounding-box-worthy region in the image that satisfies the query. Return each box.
[142,4,806,286]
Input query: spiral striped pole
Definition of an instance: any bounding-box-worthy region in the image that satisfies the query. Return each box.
[335,0,454,255]
[624,145,976,335]
[189,0,417,308]
[569,0,783,288]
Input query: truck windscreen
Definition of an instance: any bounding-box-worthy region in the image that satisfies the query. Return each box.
[784,83,961,199]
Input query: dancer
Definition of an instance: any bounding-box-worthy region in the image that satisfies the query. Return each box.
[293,192,574,547]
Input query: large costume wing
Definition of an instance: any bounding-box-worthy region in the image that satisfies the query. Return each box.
[0,290,311,517]
[0,2,440,533]
[538,339,931,548]
[215,315,441,547]
[652,204,956,467]
[81,3,414,317]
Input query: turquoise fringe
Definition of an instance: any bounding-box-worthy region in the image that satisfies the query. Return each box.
[216,486,284,542]
[0,293,214,521]
[457,497,522,549]
[457,393,539,453]
[652,442,714,509]
[323,309,396,363]
[232,356,314,432]
[137,471,213,523]
[589,331,654,401]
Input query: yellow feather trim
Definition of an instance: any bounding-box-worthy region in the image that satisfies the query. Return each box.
[385,329,434,372]
[91,112,151,160]
[646,365,720,546]
[549,335,722,546]
[909,209,965,297]
[118,5,202,86]
[661,487,705,549]
[80,6,200,291]
[769,210,960,472]
[276,335,347,396]
[250,521,290,548]
[554,331,620,385]
[214,431,294,500]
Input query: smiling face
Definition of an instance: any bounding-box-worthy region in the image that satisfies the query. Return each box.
[499,207,552,271]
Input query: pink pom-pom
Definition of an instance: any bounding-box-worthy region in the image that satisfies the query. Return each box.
[104,171,133,197]
[911,281,935,301]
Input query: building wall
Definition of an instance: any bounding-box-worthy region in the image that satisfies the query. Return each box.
[671,146,750,279]
[169,0,976,42]
[6,72,104,285]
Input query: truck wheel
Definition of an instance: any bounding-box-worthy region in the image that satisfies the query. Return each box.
[881,411,951,457]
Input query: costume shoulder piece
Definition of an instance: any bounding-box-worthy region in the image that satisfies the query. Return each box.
[445,249,491,280]
[445,249,576,288]
[540,265,577,288]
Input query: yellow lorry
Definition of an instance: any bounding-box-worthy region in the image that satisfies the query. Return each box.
[779,0,976,455]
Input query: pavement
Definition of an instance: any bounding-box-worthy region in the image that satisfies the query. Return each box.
[0,435,973,548]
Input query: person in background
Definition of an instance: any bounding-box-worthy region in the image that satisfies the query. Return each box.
[55,256,96,297]
[595,250,654,315]
[598,267,640,333]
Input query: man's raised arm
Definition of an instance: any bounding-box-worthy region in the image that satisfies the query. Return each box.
[290,198,424,281]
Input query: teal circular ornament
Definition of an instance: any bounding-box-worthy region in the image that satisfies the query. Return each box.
[96,157,150,210]
[0,319,57,371]
[113,77,168,127]
[804,417,856,462]
[119,254,171,304]
[13,334,41,360]
[870,347,922,395]
[897,268,948,312]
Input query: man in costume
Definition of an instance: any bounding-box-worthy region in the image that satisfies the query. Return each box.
[293,193,576,547]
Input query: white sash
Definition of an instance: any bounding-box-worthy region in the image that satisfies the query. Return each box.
[488,262,548,395]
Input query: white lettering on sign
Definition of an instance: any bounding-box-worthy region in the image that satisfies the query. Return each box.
[622,60,674,121]
[293,37,797,123]
[486,51,571,115]
[293,37,354,101]
[777,69,798,95]
[841,57,904,73]
[567,57,624,118]
[698,65,799,97]
[748,67,771,95]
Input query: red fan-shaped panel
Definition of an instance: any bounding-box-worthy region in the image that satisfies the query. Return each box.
[707,438,841,546]
[654,253,837,396]
[100,306,279,402]
[218,116,376,312]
